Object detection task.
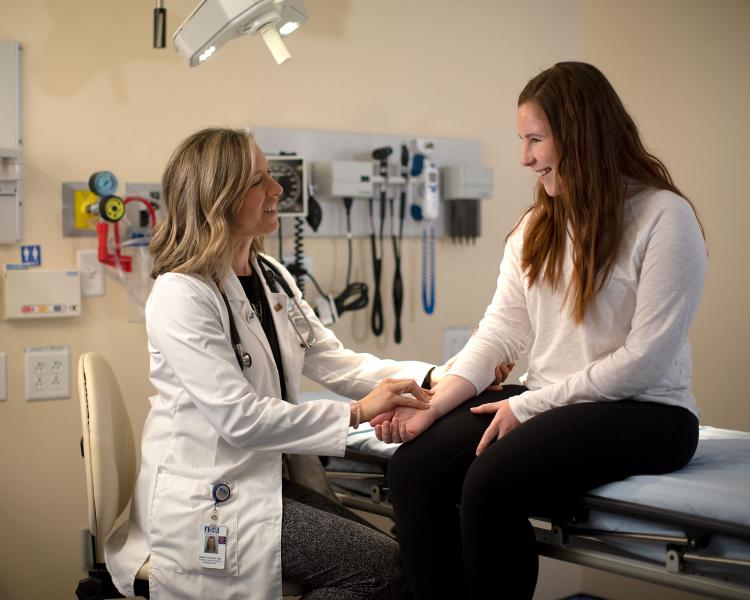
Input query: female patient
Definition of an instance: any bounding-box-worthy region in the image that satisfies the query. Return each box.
[374,62,707,598]
[105,127,434,599]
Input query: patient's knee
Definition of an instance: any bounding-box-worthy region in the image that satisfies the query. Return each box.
[461,449,526,512]
[388,440,432,491]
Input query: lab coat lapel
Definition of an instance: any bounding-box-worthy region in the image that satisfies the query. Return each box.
[253,256,301,399]
[221,271,276,375]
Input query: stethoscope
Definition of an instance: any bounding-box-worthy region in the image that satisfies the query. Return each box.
[221,255,316,370]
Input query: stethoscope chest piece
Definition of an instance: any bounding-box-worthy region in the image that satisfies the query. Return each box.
[240,352,252,368]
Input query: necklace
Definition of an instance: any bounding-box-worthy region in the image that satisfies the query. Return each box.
[250,272,264,326]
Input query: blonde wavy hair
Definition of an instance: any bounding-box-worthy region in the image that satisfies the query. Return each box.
[150,127,264,282]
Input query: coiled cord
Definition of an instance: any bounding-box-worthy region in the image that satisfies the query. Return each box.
[293,217,305,296]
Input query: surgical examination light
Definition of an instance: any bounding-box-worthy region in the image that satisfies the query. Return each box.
[172,0,309,66]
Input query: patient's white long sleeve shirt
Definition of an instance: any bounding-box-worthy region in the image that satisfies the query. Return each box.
[448,186,706,423]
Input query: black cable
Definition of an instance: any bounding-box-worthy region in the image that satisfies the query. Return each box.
[293,217,305,296]
[335,283,369,314]
[369,194,384,336]
[286,263,326,296]
[391,145,409,344]
[344,197,354,286]
[153,1,166,49]
[334,197,369,316]
[286,261,367,316]
[370,147,391,337]
[391,194,404,343]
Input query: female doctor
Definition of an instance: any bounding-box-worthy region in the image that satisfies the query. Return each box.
[105,127,434,599]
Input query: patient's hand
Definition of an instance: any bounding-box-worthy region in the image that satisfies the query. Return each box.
[371,405,439,444]
[470,399,521,455]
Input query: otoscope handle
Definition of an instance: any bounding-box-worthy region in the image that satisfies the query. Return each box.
[371,257,383,336]
[393,264,403,344]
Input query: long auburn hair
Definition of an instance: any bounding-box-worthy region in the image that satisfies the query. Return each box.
[150,127,264,283]
[515,62,703,323]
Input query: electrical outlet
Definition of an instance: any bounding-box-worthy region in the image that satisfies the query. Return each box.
[0,352,6,401]
[77,249,105,296]
[24,346,70,400]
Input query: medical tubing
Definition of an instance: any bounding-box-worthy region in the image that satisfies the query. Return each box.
[369,196,384,336]
[153,2,167,49]
[277,220,284,261]
[422,227,435,314]
[102,197,157,309]
[111,224,147,308]
[391,195,404,343]
[344,197,353,286]
[286,263,326,297]
[334,197,369,316]
[124,196,157,228]
[220,289,246,369]
[293,217,305,296]
[335,282,369,314]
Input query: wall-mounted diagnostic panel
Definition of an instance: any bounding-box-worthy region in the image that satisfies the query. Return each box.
[3,267,81,319]
[0,40,22,244]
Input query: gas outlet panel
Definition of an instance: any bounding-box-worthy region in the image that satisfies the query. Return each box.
[24,345,70,400]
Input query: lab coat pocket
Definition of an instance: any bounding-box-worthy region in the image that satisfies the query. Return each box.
[286,342,305,388]
[149,472,239,577]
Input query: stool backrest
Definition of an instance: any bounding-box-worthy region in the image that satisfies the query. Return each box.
[78,352,137,563]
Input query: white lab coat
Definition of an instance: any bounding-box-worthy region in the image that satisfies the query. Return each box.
[105,254,431,599]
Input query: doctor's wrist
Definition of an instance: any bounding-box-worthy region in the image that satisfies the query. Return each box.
[349,400,362,429]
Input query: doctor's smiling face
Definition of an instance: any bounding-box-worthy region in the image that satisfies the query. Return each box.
[517,102,560,197]
[232,147,284,240]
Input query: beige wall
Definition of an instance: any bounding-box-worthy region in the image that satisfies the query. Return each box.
[0,0,746,599]
[581,0,750,597]
[585,0,750,433]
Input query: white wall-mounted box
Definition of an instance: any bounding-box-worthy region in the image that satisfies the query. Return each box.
[0,40,21,157]
[312,160,374,198]
[441,165,494,200]
[3,267,81,319]
[0,41,22,245]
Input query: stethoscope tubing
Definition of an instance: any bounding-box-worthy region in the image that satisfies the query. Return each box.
[222,258,316,371]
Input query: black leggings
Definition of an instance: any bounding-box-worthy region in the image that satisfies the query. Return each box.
[388,386,699,599]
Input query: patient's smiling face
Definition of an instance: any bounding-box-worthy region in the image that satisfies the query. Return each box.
[517,102,560,197]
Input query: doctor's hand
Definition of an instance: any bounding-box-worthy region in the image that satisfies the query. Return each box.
[471,399,521,455]
[371,404,439,444]
[356,379,433,426]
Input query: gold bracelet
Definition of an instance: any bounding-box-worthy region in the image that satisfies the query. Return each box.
[350,400,361,429]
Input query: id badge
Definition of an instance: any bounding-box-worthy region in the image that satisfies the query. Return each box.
[198,524,227,569]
